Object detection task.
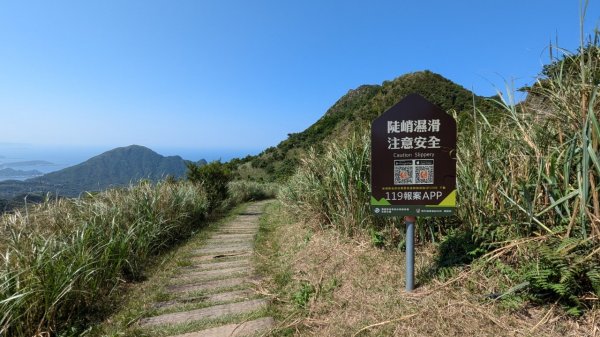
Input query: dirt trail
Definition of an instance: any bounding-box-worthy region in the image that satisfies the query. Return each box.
[138,201,274,337]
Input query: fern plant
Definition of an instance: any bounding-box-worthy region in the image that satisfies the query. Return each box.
[525,238,599,315]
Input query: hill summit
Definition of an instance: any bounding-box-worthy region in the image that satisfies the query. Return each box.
[0,145,191,203]
[32,145,188,195]
[237,70,499,180]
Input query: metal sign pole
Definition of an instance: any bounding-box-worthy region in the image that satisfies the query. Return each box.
[405,215,416,292]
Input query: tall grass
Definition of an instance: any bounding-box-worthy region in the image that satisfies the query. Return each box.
[280,20,600,312]
[456,27,600,312]
[0,180,208,336]
[227,180,279,206]
[279,134,377,236]
[458,32,600,242]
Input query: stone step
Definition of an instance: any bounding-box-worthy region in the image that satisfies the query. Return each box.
[220,224,255,228]
[189,252,251,262]
[210,234,254,240]
[184,259,251,271]
[138,298,268,327]
[204,241,253,246]
[167,277,248,294]
[220,221,258,229]
[168,317,275,337]
[152,289,255,310]
[199,241,253,248]
[192,245,252,255]
[213,231,256,236]
[203,238,253,244]
[172,266,252,283]
[216,224,256,228]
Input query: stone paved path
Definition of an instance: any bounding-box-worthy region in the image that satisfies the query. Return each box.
[139,202,274,336]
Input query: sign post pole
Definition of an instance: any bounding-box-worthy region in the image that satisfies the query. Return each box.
[370,93,457,293]
[405,215,416,291]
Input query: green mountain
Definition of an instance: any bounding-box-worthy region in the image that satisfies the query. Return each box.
[234,70,499,180]
[31,145,188,195]
[0,145,189,201]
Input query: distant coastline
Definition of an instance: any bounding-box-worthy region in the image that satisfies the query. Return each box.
[0,160,54,168]
[0,144,261,171]
[0,168,43,182]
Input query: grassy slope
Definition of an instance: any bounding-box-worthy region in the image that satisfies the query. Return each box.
[255,202,600,337]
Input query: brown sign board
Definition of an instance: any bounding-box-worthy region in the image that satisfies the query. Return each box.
[371,93,456,217]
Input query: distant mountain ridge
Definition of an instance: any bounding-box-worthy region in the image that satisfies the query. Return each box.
[34,145,187,193]
[0,168,43,178]
[0,145,196,201]
[0,160,54,168]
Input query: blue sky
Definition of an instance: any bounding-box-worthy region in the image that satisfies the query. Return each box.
[0,1,599,161]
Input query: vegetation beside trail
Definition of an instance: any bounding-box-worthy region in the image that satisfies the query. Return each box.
[227,180,280,206]
[276,17,600,330]
[0,180,207,336]
[88,201,266,337]
[0,171,277,336]
[3,9,599,337]
[256,202,599,336]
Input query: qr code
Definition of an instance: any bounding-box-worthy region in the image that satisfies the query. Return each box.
[394,160,413,185]
[415,160,434,184]
[394,159,434,185]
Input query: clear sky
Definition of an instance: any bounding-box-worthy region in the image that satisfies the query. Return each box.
[1,1,599,161]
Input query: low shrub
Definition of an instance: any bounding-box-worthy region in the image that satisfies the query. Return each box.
[187,160,232,210]
[227,180,279,205]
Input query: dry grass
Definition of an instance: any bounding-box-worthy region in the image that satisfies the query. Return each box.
[256,203,600,337]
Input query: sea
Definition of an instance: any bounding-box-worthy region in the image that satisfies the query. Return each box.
[0,144,260,182]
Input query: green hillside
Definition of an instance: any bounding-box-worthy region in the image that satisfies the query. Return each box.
[0,145,191,204]
[44,145,180,184]
[237,70,499,180]
[31,145,187,196]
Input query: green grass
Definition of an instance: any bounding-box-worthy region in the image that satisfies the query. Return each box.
[454,23,600,312]
[0,177,274,336]
[278,133,380,236]
[0,180,210,336]
[227,180,279,206]
[278,13,600,315]
[253,201,317,336]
